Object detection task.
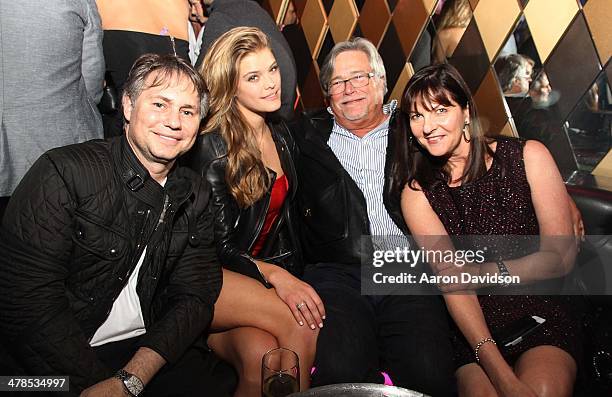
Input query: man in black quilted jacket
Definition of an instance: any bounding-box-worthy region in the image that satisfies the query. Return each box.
[0,54,222,396]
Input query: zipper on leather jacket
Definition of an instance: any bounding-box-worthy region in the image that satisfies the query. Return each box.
[247,177,274,252]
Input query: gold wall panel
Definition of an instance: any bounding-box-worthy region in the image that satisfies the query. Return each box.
[421,0,439,15]
[524,0,579,63]
[473,69,508,136]
[302,0,329,58]
[388,62,415,102]
[393,0,429,58]
[499,121,517,138]
[584,0,612,65]
[328,0,359,43]
[473,0,521,61]
[593,149,612,178]
[263,0,289,24]
[358,0,392,47]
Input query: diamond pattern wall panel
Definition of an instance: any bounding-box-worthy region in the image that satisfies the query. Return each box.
[448,19,490,92]
[302,0,329,58]
[358,0,392,46]
[422,0,439,15]
[583,0,612,65]
[544,12,601,121]
[524,0,579,63]
[378,22,408,94]
[474,68,510,135]
[262,0,288,24]
[392,0,429,60]
[473,0,521,61]
[328,0,359,43]
[270,0,612,177]
[388,62,415,102]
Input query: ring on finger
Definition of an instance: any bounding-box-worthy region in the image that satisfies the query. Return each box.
[296,301,306,310]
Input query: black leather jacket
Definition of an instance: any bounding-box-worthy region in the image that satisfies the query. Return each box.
[187,121,303,285]
[0,137,221,394]
[292,109,408,265]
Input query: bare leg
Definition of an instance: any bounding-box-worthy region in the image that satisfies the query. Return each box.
[456,363,499,397]
[209,327,278,397]
[514,345,576,397]
[210,269,318,392]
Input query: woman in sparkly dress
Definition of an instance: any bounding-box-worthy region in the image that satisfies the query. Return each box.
[391,63,580,396]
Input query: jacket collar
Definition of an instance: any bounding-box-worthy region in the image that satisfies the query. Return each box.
[298,110,342,172]
[112,136,194,209]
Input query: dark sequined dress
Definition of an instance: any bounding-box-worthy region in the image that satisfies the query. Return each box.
[423,137,581,367]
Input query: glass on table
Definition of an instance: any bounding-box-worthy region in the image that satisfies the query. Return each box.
[261,347,300,397]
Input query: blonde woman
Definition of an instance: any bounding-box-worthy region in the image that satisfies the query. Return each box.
[188,27,320,396]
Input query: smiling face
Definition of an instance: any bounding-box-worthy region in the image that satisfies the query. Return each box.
[122,71,201,174]
[328,50,386,132]
[234,48,281,122]
[408,93,470,158]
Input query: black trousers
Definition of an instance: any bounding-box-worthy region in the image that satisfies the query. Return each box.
[303,263,456,397]
[0,196,10,221]
[0,337,236,396]
[94,336,235,397]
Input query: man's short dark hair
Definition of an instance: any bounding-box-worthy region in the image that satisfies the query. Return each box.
[123,54,209,117]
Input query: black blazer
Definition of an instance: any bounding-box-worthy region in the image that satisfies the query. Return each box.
[291,109,408,266]
[186,121,302,286]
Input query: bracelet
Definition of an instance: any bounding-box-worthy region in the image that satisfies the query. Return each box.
[495,259,511,287]
[474,337,496,364]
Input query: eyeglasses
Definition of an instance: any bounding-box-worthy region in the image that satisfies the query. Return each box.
[328,72,375,95]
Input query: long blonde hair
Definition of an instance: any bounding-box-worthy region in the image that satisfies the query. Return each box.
[200,27,272,208]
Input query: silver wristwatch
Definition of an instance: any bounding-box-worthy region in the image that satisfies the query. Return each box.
[114,369,144,396]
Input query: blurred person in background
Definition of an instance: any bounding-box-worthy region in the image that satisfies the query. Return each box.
[495,53,534,98]
[0,0,104,219]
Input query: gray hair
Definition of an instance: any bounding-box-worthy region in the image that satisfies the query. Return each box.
[319,37,387,97]
[123,53,209,118]
[494,53,530,93]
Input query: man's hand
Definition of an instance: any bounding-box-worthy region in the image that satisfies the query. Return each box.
[80,378,126,397]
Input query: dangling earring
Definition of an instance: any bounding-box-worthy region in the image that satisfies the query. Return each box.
[462,121,471,143]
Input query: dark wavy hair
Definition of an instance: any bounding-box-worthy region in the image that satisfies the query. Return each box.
[389,63,494,199]
[124,53,208,118]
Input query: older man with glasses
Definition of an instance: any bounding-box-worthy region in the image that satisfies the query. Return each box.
[292,37,455,396]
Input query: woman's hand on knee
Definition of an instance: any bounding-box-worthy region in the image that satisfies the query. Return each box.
[265,266,325,330]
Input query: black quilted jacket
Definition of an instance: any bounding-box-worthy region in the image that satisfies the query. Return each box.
[0,137,222,393]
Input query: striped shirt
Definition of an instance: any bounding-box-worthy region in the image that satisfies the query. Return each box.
[327,101,404,238]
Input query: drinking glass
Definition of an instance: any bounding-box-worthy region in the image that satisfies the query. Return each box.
[261,347,300,397]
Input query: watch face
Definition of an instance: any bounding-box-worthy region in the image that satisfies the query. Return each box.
[125,376,144,395]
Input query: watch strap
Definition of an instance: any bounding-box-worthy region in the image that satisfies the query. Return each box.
[114,369,144,397]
